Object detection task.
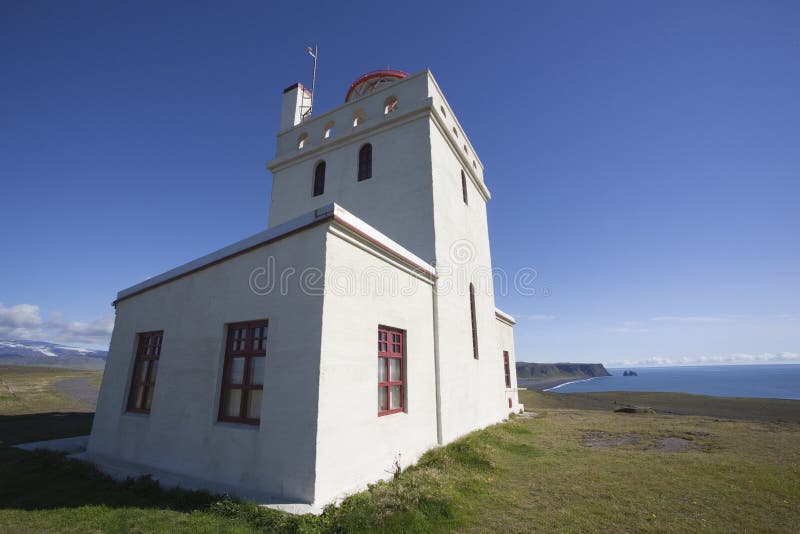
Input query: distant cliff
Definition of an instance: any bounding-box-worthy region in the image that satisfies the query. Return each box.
[515,362,611,390]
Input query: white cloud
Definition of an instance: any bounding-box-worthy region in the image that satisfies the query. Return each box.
[0,303,44,339]
[0,302,112,349]
[606,352,800,368]
[649,315,723,323]
[607,320,651,333]
[520,314,556,321]
[50,314,114,347]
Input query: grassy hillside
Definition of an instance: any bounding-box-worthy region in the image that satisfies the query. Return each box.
[0,368,798,532]
[0,365,101,415]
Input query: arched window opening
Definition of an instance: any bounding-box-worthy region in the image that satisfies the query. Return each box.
[384,96,398,115]
[297,133,308,150]
[353,110,364,127]
[324,122,335,139]
[464,144,469,154]
[473,160,477,169]
[452,127,459,138]
[313,161,326,197]
[440,106,447,118]
[469,283,479,360]
[461,170,468,205]
[358,143,372,181]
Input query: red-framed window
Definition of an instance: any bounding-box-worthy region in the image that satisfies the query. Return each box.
[127,331,163,414]
[218,320,268,425]
[469,283,479,359]
[378,325,405,416]
[503,351,511,388]
[358,143,372,181]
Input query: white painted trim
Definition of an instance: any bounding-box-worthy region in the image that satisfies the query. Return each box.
[425,69,485,171]
[494,308,516,326]
[267,99,434,173]
[115,206,334,302]
[267,68,491,202]
[429,106,491,201]
[275,70,430,139]
[331,204,437,279]
[114,203,437,304]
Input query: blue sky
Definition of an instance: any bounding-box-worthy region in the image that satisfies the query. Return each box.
[1,1,798,365]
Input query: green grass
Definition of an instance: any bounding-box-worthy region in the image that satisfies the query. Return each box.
[0,367,799,532]
[525,389,800,422]
[0,366,101,415]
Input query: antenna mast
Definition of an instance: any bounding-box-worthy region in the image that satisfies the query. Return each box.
[303,45,318,119]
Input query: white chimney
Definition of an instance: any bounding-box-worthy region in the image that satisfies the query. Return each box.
[279,83,311,132]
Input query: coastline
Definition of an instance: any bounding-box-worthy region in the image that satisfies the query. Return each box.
[542,376,604,392]
[521,365,800,400]
[518,375,607,391]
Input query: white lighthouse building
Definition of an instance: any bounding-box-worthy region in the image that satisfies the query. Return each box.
[86,68,521,510]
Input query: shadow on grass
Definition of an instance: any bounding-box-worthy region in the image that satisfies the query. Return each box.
[0,412,487,532]
[0,412,219,513]
[0,412,94,446]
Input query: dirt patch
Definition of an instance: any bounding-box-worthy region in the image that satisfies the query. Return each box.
[614,406,655,414]
[518,412,538,419]
[649,437,703,453]
[583,431,639,448]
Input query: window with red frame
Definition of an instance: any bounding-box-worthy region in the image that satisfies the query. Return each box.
[503,351,511,388]
[127,331,163,413]
[219,320,268,425]
[378,326,405,416]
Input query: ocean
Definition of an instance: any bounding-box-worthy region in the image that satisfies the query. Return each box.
[547,364,800,400]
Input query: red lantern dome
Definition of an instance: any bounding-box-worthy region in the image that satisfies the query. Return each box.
[345,70,408,102]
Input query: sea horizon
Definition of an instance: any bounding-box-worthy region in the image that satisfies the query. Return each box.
[549,363,800,400]
[604,362,800,370]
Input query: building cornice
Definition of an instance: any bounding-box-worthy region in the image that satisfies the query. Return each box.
[428,101,491,201]
[267,68,490,201]
[424,69,485,171]
[330,205,437,283]
[495,308,516,326]
[113,204,436,305]
[267,99,434,173]
[275,70,430,138]
[267,97,491,202]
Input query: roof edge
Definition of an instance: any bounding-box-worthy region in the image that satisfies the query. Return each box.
[114,205,336,304]
[330,205,436,278]
[495,308,516,325]
[114,204,436,305]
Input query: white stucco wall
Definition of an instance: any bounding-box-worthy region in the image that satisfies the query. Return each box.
[268,114,435,262]
[89,68,520,509]
[427,110,510,442]
[88,224,329,503]
[269,69,515,445]
[269,71,459,264]
[495,314,521,412]
[312,226,438,505]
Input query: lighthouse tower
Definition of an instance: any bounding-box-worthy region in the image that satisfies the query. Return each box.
[267,69,514,445]
[87,68,519,510]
